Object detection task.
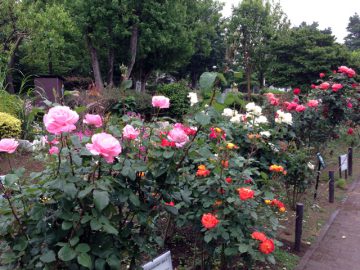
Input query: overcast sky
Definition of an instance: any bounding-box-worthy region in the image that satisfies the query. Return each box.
[221,0,360,43]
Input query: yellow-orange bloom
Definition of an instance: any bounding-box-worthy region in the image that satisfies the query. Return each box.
[279,207,286,213]
[269,165,285,173]
[264,199,272,205]
[226,143,237,150]
[196,165,210,177]
[214,127,222,133]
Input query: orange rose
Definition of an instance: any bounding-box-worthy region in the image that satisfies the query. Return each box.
[251,231,267,242]
[269,164,285,173]
[196,165,211,177]
[238,187,255,201]
[259,239,275,254]
[221,160,229,168]
[201,213,219,229]
[226,143,237,150]
[279,207,286,213]
[214,200,223,207]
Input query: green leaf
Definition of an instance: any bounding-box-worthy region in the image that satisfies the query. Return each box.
[200,72,218,91]
[77,253,92,269]
[63,183,77,199]
[78,186,93,199]
[58,245,76,262]
[75,243,91,253]
[238,244,248,253]
[165,205,178,215]
[129,193,140,207]
[40,250,56,263]
[120,79,132,90]
[93,190,109,212]
[106,254,121,269]
[195,112,210,126]
[267,254,276,265]
[204,233,212,243]
[102,223,118,235]
[13,237,28,251]
[163,151,174,159]
[90,219,102,231]
[61,221,73,230]
[95,258,106,270]
[69,236,79,246]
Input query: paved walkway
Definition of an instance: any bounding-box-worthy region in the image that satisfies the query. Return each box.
[296,179,360,270]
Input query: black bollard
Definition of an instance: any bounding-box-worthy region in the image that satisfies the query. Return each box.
[338,156,342,178]
[329,171,335,203]
[294,203,304,252]
[348,147,353,176]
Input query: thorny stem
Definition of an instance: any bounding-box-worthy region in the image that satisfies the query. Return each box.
[176,125,202,169]
[6,154,13,171]
[56,134,64,176]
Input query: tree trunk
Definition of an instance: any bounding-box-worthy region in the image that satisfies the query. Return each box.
[86,35,104,91]
[246,69,251,100]
[140,71,150,92]
[126,24,138,80]
[107,48,114,87]
[6,35,23,94]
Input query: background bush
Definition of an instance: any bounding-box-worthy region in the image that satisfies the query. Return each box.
[157,82,191,119]
[0,90,23,117]
[0,112,22,139]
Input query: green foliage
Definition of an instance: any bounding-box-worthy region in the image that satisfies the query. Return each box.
[345,13,360,51]
[336,178,347,190]
[0,90,23,117]
[157,82,191,119]
[267,22,350,89]
[0,112,22,139]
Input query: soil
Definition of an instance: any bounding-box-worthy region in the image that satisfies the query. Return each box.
[0,151,43,176]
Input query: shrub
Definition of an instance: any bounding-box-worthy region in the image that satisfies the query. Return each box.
[157,82,190,119]
[336,178,347,189]
[0,90,23,117]
[0,112,22,139]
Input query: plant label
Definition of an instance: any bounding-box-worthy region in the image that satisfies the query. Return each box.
[142,251,173,270]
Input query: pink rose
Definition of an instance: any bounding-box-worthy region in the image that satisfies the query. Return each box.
[152,96,170,109]
[319,82,330,90]
[0,138,19,153]
[49,146,59,155]
[307,100,319,108]
[347,102,353,109]
[83,114,103,128]
[338,66,356,78]
[44,106,79,135]
[295,105,306,112]
[284,101,298,111]
[167,128,189,148]
[319,73,325,78]
[123,124,140,140]
[332,83,343,92]
[311,84,316,89]
[86,133,122,163]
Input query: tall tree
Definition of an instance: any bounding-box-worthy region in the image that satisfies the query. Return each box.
[267,22,350,88]
[345,13,360,51]
[228,0,287,97]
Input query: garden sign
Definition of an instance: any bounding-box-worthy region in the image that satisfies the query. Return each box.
[142,251,173,270]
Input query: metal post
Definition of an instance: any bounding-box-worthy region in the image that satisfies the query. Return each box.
[329,171,335,203]
[338,156,342,178]
[294,203,304,252]
[314,161,322,200]
[348,147,353,176]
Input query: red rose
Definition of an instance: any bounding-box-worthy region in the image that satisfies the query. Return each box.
[332,83,343,92]
[201,213,219,229]
[293,88,301,95]
[225,177,232,184]
[165,201,175,207]
[319,73,325,78]
[347,102,353,109]
[348,128,354,135]
[311,84,316,89]
[251,231,267,242]
[259,239,275,254]
[238,187,255,201]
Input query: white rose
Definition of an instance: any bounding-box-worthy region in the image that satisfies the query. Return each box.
[260,131,271,138]
[188,92,198,106]
[222,108,237,117]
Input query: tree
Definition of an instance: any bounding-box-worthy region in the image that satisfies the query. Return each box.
[18,2,88,76]
[0,0,24,93]
[267,22,350,88]
[228,0,288,97]
[345,13,360,51]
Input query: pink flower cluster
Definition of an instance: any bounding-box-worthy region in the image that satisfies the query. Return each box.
[265,93,279,106]
[123,125,140,140]
[338,66,356,78]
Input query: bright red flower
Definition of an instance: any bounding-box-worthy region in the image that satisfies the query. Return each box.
[251,232,267,242]
[259,239,275,254]
[225,177,232,184]
[293,88,301,95]
[332,83,343,92]
[319,82,330,90]
[319,73,325,78]
[221,160,229,168]
[348,128,354,135]
[244,178,253,184]
[165,201,175,207]
[238,187,255,201]
[201,213,219,229]
[347,102,353,109]
[161,139,176,147]
[196,165,211,177]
